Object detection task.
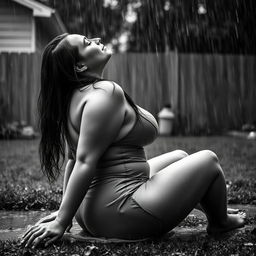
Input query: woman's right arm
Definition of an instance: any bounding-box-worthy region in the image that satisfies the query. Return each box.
[56,82,126,229]
[63,156,75,197]
[22,82,126,248]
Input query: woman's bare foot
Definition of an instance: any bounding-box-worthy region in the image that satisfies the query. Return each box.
[227,208,239,214]
[206,213,246,236]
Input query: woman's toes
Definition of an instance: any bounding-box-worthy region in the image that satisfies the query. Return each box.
[238,211,246,219]
[227,208,239,214]
[228,213,246,227]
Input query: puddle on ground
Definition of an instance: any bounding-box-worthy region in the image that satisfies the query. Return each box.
[0,211,81,241]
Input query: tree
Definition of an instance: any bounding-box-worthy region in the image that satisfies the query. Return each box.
[38,0,256,54]
[38,0,127,44]
[129,0,256,53]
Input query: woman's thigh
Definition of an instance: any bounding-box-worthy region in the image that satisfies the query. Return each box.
[133,150,219,230]
[148,150,188,177]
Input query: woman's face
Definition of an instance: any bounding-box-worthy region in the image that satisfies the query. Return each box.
[66,34,112,73]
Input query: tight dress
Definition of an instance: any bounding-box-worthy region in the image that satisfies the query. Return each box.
[69,106,167,240]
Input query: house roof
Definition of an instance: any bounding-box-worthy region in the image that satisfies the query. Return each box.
[12,0,67,33]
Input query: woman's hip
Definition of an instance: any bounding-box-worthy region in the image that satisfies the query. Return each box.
[77,194,164,239]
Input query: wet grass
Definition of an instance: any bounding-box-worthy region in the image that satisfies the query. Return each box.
[0,136,255,210]
[0,136,256,255]
[1,228,256,256]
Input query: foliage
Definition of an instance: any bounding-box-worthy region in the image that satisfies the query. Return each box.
[38,0,127,47]
[0,121,37,140]
[0,96,37,139]
[0,122,21,140]
[228,179,256,205]
[0,184,61,210]
[1,228,256,255]
[130,0,256,53]
[38,0,256,54]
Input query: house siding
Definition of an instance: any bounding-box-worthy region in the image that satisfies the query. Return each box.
[0,0,35,52]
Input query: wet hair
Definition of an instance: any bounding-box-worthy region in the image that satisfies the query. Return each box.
[38,33,141,182]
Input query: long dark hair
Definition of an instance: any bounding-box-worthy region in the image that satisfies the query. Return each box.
[38,33,141,182]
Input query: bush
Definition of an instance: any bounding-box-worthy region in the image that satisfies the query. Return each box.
[0,121,37,140]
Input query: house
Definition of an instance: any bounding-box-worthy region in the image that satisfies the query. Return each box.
[0,0,67,53]
[0,0,67,130]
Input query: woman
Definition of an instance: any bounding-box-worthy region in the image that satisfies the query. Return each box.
[21,33,245,248]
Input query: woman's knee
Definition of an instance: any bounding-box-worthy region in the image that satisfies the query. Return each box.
[173,149,189,159]
[199,150,219,163]
[198,150,223,176]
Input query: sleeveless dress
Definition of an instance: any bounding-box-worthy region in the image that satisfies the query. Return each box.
[68,105,165,239]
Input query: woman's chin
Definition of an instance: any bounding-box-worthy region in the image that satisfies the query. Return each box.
[104,47,113,56]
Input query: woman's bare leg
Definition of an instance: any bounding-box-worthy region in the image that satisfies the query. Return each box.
[148,150,241,215]
[148,150,207,213]
[148,150,189,178]
[133,150,245,235]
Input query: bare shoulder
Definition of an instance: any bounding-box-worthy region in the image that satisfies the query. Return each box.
[69,81,125,132]
[70,81,124,114]
[90,80,125,102]
[83,81,125,118]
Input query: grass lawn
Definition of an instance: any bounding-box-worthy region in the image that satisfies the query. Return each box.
[0,136,256,255]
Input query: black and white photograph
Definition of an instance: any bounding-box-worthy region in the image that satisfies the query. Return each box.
[0,0,255,255]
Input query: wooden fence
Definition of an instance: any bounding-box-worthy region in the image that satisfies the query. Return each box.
[104,52,256,134]
[0,51,255,134]
[0,52,41,128]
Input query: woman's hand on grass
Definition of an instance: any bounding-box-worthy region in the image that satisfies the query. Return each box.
[21,219,66,248]
[35,211,59,225]
[35,211,72,232]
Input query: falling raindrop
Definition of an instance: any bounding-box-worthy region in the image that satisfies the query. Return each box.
[164,1,170,11]
[119,32,129,44]
[198,3,207,15]
[125,3,137,23]
[34,0,256,54]
[103,0,119,10]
